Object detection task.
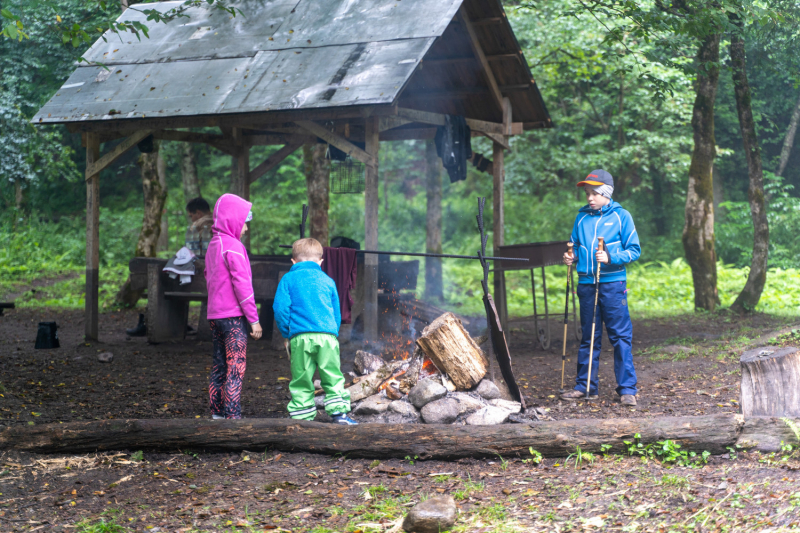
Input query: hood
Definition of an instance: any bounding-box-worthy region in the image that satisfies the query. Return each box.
[211,194,252,240]
[579,200,621,215]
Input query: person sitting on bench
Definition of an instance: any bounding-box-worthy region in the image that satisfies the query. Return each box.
[185,197,213,258]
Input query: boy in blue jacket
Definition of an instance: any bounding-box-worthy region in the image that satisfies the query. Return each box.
[561,169,641,406]
[273,238,357,425]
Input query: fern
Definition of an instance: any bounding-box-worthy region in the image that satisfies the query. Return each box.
[781,418,800,443]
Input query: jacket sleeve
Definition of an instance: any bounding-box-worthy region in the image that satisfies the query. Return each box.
[223,249,260,324]
[609,211,641,265]
[569,215,580,247]
[272,276,292,339]
[331,281,341,331]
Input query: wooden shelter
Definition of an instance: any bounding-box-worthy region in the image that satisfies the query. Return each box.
[33,0,551,342]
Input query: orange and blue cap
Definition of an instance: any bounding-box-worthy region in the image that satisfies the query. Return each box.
[576,169,613,188]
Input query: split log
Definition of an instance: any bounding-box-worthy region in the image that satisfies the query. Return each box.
[740,346,800,417]
[0,414,744,458]
[416,313,487,390]
[346,364,396,402]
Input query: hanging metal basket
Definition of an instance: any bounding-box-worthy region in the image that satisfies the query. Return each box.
[330,156,365,194]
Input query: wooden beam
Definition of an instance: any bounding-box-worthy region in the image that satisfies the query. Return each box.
[85,130,153,179]
[248,141,305,184]
[487,53,522,62]
[378,116,415,132]
[493,98,512,330]
[152,130,235,155]
[396,107,505,136]
[363,116,380,342]
[246,134,316,146]
[459,7,504,113]
[483,131,510,150]
[85,133,101,342]
[380,127,437,141]
[295,120,377,167]
[472,17,504,27]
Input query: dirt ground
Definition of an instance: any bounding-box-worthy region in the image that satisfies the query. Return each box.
[0,307,795,426]
[1,306,799,532]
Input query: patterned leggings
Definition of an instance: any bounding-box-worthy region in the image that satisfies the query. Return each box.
[209,317,248,419]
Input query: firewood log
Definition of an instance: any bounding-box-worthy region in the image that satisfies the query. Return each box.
[415,312,487,390]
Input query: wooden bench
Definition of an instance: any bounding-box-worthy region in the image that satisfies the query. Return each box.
[0,302,14,316]
[131,255,290,343]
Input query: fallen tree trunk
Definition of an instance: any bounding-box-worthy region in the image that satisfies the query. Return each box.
[0,415,747,458]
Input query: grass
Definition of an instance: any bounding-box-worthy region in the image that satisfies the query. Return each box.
[75,519,129,533]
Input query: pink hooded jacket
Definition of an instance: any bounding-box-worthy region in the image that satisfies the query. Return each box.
[205,194,259,324]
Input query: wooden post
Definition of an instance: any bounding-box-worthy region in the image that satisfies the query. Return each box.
[85,133,101,341]
[492,98,512,329]
[364,116,380,342]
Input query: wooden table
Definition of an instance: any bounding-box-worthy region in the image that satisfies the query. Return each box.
[129,256,290,343]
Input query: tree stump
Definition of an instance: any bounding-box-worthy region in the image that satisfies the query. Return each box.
[740,346,800,417]
[416,312,487,390]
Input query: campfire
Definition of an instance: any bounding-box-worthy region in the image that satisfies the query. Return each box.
[317,312,543,426]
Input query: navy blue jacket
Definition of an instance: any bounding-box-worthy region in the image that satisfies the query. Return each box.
[569,201,641,284]
[273,262,341,339]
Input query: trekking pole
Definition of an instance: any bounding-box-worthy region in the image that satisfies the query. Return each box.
[585,237,604,401]
[559,243,574,392]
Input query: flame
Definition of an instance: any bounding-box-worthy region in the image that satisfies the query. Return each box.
[419,358,439,378]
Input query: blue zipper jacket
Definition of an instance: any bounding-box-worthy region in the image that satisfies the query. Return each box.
[273,261,341,339]
[569,200,641,284]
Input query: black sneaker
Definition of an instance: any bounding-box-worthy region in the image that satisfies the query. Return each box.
[126,313,147,337]
[331,414,358,425]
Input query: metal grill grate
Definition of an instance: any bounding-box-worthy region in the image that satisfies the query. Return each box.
[330,157,365,194]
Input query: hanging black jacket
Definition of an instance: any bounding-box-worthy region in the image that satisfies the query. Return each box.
[435,115,472,183]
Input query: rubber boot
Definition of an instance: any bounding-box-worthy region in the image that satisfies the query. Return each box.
[126,313,147,337]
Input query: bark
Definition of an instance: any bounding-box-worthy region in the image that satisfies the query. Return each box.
[739,346,800,418]
[682,34,720,312]
[13,178,23,211]
[180,142,201,221]
[729,32,769,314]
[116,144,167,306]
[303,143,330,245]
[737,417,800,453]
[424,140,443,301]
[415,312,488,390]
[0,414,745,458]
[777,93,800,177]
[156,154,169,253]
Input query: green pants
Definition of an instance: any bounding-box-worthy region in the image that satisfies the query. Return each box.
[287,333,351,420]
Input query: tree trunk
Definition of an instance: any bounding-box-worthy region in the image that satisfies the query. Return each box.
[415,312,488,390]
[729,32,769,314]
[777,93,800,177]
[180,142,201,220]
[13,177,23,211]
[740,346,800,418]
[303,143,330,245]
[682,34,720,312]
[156,154,169,253]
[116,144,167,306]
[0,414,745,458]
[425,140,444,301]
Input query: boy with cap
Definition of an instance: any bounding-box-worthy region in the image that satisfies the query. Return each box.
[562,169,641,406]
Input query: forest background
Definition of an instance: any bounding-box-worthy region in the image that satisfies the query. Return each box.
[2,0,800,319]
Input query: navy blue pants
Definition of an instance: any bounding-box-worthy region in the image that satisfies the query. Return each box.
[575,281,637,396]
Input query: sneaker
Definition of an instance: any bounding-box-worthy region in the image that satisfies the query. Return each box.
[560,389,598,401]
[212,414,224,420]
[331,414,358,425]
[620,394,637,406]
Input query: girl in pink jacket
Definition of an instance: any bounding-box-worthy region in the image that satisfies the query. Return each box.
[205,194,262,419]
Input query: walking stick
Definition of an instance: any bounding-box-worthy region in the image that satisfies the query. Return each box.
[560,243,574,392]
[585,237,604,401]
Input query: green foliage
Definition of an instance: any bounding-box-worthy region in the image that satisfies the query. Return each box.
[623,434,710,467]
[523,447,543,465]
[130,450,143,462]
[75,518,128,533]
[566,445,595,469]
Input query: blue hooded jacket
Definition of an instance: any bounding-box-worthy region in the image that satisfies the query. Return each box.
[569,200,641,284]
[273,261,341,339]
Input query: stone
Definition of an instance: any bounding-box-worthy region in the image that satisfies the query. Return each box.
[352,394,391,416]
[402,495,456,533]
[314,395,325,408]
[420,398,461,424]
[466,406,510,426]
[390,400,420,421]
[408,379,447,409]
[474,379,501,400]
[489,399,522,414]
[354,350,386,375]
[97,351,114,363]
[449,392,486,415]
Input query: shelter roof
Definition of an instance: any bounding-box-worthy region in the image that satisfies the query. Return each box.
[33,0,550,131]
